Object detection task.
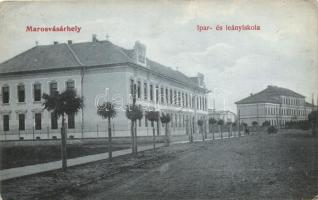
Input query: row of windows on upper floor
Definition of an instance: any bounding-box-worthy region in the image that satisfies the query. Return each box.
[281,97,304,106]
[1,112,75,132]
[1,80,75,104]
[265,107,310,116]
[130,79,208,111]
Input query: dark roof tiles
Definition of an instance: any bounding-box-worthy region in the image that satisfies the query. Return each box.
[236,86,305,104]
[0,44,80,73]
[0,40,200,88]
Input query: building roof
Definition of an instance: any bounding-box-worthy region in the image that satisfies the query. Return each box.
[236,85,305,104]
[0,39,202,88]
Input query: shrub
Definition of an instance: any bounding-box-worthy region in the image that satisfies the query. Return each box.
[267,126,277,134]
[262,121,270,127]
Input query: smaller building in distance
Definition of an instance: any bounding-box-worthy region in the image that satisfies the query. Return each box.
[208,109,236,123]
[235,85,315,126]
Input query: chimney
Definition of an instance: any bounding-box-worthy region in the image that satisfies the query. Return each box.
[92,34,97,42]
[68,40,72,44]
[53,41,58,45]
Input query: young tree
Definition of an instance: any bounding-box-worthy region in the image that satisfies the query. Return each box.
[97,102,117,160]
[126,104,143,155]
[227,121,232,138]
[308,111,318,136]
[160,113,171,146]
[232,121,237,137]
[252,121,258,133]
[197,119,204,141]
[242,122,249,135]
[209,118,217,140]
[146,111,159,152]
[217,119,224,139]
[42,89,83,171]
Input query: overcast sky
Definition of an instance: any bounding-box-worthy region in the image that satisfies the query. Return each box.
[0,0,317,112]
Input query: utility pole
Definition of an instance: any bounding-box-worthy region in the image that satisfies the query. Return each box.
[238,109,241,136]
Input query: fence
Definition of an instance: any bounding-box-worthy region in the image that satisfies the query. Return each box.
[0,122,190,141]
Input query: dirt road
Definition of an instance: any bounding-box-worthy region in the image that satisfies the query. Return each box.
[2,131,318,200]
[70,131,318,200]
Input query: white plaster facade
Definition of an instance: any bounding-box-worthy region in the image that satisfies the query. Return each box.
[0,39,209,140]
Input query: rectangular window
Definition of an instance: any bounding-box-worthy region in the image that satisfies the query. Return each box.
[178,92,181,106]
[161,87,164,104]
[51,112,58,129]
[34,83,41,101]
[2,86,9,104]
[203,97,205,110]
[155,85,159,103]
[3,115,9,131]
[68,113,75,129]
[130,79,134,95]
[170,89,173,104]
[35,113,42,130]
[144,83,148,100]
[182,93,184,107]
[66,80,75,90]
[18,84,25,102]
[19,114,25,130]
[50,82,58,95]
[137,81,141,98]
[197,96,199,109]
[150,84,153,101]
[165,88,169,104]
[186,94,188,107]
[174,90,177,105]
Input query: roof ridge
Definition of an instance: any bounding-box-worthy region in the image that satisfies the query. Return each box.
[66,43,84,66]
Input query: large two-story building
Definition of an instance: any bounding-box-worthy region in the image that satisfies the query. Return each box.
[235,85,315,126]
[0,35,209,140]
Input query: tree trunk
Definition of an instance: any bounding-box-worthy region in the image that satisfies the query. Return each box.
[61,114,67,171]
[165,123,169,146]
[190,119,194,142]
[219,125,223,139]
[134,120,138,153]
[204,122,207,139]
[131,120,135,155]
[108,117,112,160]
[201,126,205,141]
[157,120,160,136]
[152,121,156,153]
[212,125,215,140]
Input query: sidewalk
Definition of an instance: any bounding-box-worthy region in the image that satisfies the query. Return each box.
[0,144,164,181]
[0,132,245,181]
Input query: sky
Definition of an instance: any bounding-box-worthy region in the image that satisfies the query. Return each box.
[0,0,317,112]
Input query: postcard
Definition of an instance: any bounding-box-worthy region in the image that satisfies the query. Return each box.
[0,1,317,199]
